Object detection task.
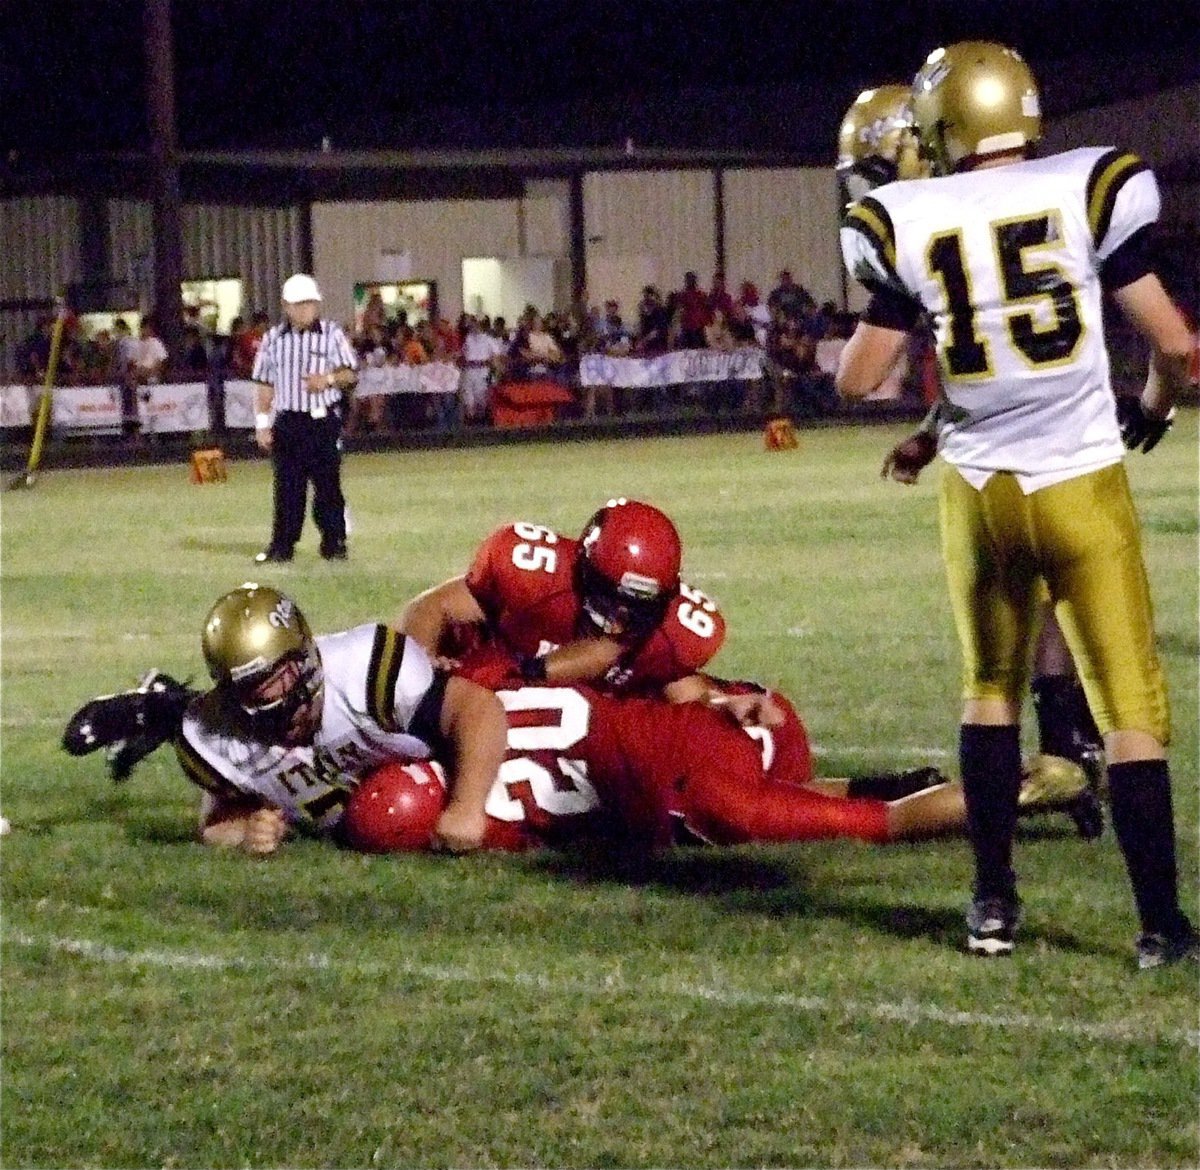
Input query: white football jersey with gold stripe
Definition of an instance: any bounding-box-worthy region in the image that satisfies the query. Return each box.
[176,624,441,830]
[841,147,1159,490]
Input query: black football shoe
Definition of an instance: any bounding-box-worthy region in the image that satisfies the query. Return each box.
[1136,920,1200,971]
[63,670,199,782]
[966,895,1021,957]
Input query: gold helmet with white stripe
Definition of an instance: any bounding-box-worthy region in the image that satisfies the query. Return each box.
[911,41,1041,176]
[836,84,926,208]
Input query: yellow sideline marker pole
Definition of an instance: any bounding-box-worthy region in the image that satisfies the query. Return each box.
[7,298,67,491]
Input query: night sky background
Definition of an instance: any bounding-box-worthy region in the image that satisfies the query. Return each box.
[4,0,1199,161]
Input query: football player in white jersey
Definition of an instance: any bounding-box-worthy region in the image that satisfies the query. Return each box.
[839,83,1105,839]
[836,42,1197,967]
[174,584,508,854]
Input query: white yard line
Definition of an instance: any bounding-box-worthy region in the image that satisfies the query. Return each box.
[7,929,1196,1050]
[810,743,954,760]
[1,630,194,643]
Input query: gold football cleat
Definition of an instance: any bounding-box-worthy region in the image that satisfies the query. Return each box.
[1019,753,1105,840]
[1019,754,1087,808]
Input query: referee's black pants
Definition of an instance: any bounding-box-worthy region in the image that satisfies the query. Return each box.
[269,410,347,554]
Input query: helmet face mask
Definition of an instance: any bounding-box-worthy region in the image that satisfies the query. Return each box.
[577,499,682,640]
[235,647,324,745]
[577,558,669,639]
[201,584,324,745]
[836,85,926,210]
[911,42,1042,176]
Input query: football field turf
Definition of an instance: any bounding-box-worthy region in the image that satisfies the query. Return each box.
[2,415,1197,1168]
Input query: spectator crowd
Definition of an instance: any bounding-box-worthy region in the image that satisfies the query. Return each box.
[11,268,911,433]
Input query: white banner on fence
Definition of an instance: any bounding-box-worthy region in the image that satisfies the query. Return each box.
[1,384,35,427]
[223,379,259,429]
[47,383,212,434]
[358,363,461,397]
[139,382,210,433]
[1,383,213,434]
[578,347,765,389]
[3,366,467,434]
[226,366,461,425]
[52,385,124,432]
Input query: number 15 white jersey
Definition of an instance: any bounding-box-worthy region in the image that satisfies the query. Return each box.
[841,147,1159,491]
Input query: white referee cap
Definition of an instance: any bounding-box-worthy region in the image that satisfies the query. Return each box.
[281,273,322,304]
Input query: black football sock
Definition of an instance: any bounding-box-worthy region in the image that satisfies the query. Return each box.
[959,724,1023,902]
[1108,760,1188,937]
[1031,674,1101,762]
[847,767,946,800]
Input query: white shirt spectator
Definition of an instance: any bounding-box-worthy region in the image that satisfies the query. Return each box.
[460,327,504,421]
[136,335,168,382]
[115,332,140,378]
[461,329,504,365]
[746,303,771,347]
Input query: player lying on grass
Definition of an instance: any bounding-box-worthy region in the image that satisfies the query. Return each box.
[62,593,1094,857]
[63,583,508,853]
[337,680,1094,857]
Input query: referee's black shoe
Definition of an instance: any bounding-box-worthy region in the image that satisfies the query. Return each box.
[1136,919,1199,970]
[254,547,294,564]
[320,543,348,561]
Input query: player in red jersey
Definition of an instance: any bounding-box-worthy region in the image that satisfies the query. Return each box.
[342,680,1088,855]
[396,498,726,700]
[343,684,940,853]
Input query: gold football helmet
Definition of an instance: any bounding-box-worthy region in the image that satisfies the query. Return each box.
[836,84,926,208]
[911,41,1041,175]
[201,583,323,741]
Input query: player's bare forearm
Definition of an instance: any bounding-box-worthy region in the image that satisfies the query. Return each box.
[435,676,509,851]
[543,637,623,684]
[662,674,715,704]
[705,688,784,728]
[835,322,907,399]
[667,675,784,726]
[393,577,485,653]
[1113,275,1195,414]
[1142,351,1190,417]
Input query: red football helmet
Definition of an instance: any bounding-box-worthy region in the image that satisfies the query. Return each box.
[341,760,447,853]
[577,498,682,637]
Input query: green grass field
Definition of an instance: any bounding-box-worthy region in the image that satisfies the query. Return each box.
[2,416,1197,1169]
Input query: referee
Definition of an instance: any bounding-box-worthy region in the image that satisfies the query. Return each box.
[252,274,358,564]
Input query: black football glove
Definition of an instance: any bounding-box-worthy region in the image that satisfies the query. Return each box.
[63,670,200,782]
[1116,396,1175,454]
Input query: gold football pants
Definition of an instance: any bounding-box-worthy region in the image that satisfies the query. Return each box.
[939,462,1169,741]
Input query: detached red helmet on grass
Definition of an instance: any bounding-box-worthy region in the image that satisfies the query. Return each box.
[341,760,448,852]
[578,498,682,638]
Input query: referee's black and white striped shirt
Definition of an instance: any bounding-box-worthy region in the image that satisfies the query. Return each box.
[251,319,358,414]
